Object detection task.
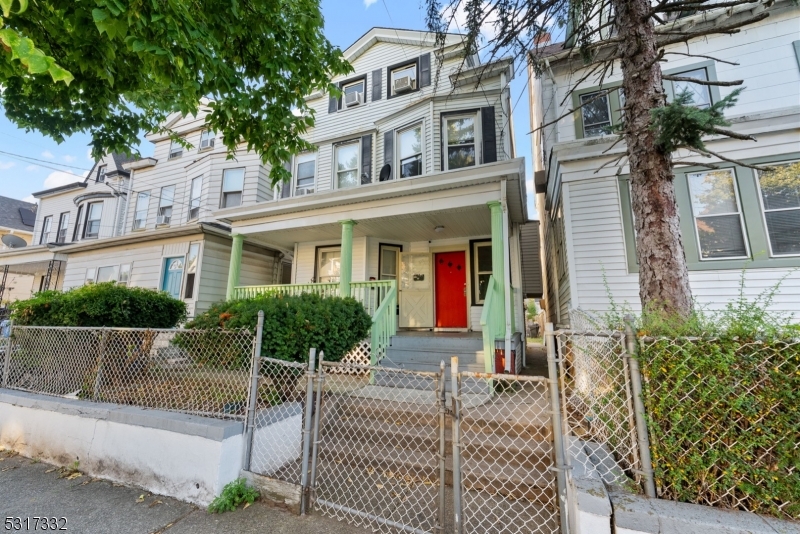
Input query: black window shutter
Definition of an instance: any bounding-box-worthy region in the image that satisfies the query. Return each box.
[280,159,292,198]
[419,53,431,88]
[361,135,372,185]
[372,69,382,102]
[383,131,394,181]
[481,106,497,164]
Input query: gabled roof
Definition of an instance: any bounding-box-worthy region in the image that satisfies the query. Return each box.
[343,27,468,63]
[0,195,36,232]
[32,181,87,199]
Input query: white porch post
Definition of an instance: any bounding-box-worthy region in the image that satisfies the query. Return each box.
[339,219,356,297]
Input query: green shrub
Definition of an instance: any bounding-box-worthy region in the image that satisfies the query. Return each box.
[10,282,186,328]
[208,478,259,513]
[182,292,372,367]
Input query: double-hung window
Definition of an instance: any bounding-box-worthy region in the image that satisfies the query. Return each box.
[40,216,52,245]
[335,141,360,189]
[687,169,749,260]
[756,161,800,256]
[72,205,83,242]
[221,168,245,208]
[391,63,417,96]
[119,263,131,286]
[169,140,183,159]
[133,192,150,230]
[472,241,493,304]
[189,176,202,220]
[97,165,107,182]
[85,267,96,285]
[316,246,341,283]
[83,202,103,239]
[342,80,365,108]
[580,91,612,137]
[199,130,215,150]
[669,67,711,108]
[96,265,119,283]
[295,153,316,196]
[444,115,477,171]
[56,212,70,244]
[157,185,175,225]
[184,243,201,299]
[397,123,423,178]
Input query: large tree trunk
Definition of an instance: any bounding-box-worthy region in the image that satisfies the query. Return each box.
[613,0,693,318]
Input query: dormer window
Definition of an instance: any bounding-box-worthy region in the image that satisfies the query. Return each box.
[199,130,215,150]
[97,165,107,182]
[169,140,183,160]
[391,63,417,96]
[343,80,365,108]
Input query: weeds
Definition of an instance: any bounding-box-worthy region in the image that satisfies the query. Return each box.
[208,478,259,513]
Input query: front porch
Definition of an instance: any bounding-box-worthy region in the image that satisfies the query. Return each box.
[0,248,67,306]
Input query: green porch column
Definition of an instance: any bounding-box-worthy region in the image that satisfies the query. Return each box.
[339,219,356,297]
[487,201,506,327]
[226,233,245,301]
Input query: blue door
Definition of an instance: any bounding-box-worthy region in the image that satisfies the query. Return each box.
[162,257,184,299]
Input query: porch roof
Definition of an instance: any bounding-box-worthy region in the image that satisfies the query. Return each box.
[0,247,67,274]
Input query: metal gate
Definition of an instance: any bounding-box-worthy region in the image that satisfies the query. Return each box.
[242,350,565,534]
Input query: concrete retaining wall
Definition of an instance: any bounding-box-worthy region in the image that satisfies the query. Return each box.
[0,389,244,506]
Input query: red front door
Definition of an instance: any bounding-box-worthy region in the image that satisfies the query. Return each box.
[434,251,467,328]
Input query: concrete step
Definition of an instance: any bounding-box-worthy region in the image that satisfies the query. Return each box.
[389,334,483,352]
[385,348,485,367]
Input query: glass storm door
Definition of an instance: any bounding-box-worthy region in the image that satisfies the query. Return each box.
[162,257,184,299]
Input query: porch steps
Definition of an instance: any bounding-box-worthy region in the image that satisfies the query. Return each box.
[318,394,555,507]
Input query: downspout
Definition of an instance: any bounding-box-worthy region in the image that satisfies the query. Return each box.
[501,180,513,372]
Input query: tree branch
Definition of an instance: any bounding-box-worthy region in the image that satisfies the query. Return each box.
[648,0,758,16]
[672,160,722,169]
[531,87,620,134]
[656,11,770,47]
[710,127,755,141]
[663,51,740,66]
[661,75,743,86]
[686,147,773,171]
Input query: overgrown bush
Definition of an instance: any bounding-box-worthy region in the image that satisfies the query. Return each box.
[10,282,186,328]
[182,292,372,368]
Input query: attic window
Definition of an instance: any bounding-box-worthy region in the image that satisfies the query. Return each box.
[169,140,183,160]
[97,165,107,182]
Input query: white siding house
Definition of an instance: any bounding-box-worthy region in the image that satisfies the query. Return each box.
[530,2,800,325]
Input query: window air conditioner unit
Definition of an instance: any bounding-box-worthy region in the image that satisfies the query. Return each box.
[157,215,171,225]
[200,137,215,149]
[393,76,415,94]
[344,91,363,107]
[295,187,314,197]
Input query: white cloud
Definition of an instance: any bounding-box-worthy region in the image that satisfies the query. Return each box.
[87,148,94,161]
[41,150,54,159]
[364,0,377,6]
[63,155,76,163]
[0,161,15,170]
[43,170,82,190]
[25,164,39,172]
[21,195,37,204]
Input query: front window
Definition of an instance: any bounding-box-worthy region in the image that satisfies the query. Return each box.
[379,245,402,281]
[221,168,245,208]
[72,205,83,242]
[169,140,183,159]
[757,162,800,256]
[85,267,96,285]
[316,246,341,283]
[199,129,215,150]
[672,68,711,108]
[83,202,103,239]
[57,212,70,244]
[445,116,476,170]
[40,216,52,245]
[133,192,150,230]
[580,91,612,137]
[473,241,493,304]
[398,124,423,178]
[391,64,417,96]
[335,142,360,189]
[97,165,107,182]
[184,243,201,299]
[158,185,175,225]
[119,263,131,286]
[343,80,365,108]
[96,266,119,283]
[687,169,749,259]
[189,176,202,220]
[295,153,316,196]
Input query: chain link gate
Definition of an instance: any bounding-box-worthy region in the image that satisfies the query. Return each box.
[241,338,564,533]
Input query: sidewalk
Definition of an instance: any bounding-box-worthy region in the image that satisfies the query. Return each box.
[0,451,368,534]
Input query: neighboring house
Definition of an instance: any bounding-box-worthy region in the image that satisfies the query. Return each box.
[0,196,37,305]
[530,2,800,325]
[215,27,530,371]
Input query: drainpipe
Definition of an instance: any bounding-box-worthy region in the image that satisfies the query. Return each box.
[501,180,513,373]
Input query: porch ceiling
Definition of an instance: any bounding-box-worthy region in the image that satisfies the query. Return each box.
[246,205,492,249]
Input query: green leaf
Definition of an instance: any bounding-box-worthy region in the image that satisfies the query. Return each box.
[91,8,108,22]
[0,0,13,18]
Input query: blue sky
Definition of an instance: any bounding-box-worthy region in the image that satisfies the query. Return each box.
[0,0,536,217]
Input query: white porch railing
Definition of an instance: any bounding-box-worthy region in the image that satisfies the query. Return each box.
[368,282,397,365]
[350,280,395,317]
[233,283,338,300]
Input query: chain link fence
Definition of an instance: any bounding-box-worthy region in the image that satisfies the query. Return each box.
[456,372,560,534]
[2,325,255,421]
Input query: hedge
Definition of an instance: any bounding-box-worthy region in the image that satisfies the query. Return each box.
[181,292,372,368]
[9,282,186,328]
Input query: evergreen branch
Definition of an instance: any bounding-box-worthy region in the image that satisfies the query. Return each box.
[672,160,722,169]
[648,0,759,16]
[709,127,755,141]
[663,52,740,66]
[662,75,743,86]
[656,11,769,46]
[686,147,773,171]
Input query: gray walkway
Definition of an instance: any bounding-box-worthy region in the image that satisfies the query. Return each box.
[0,451,368,534]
